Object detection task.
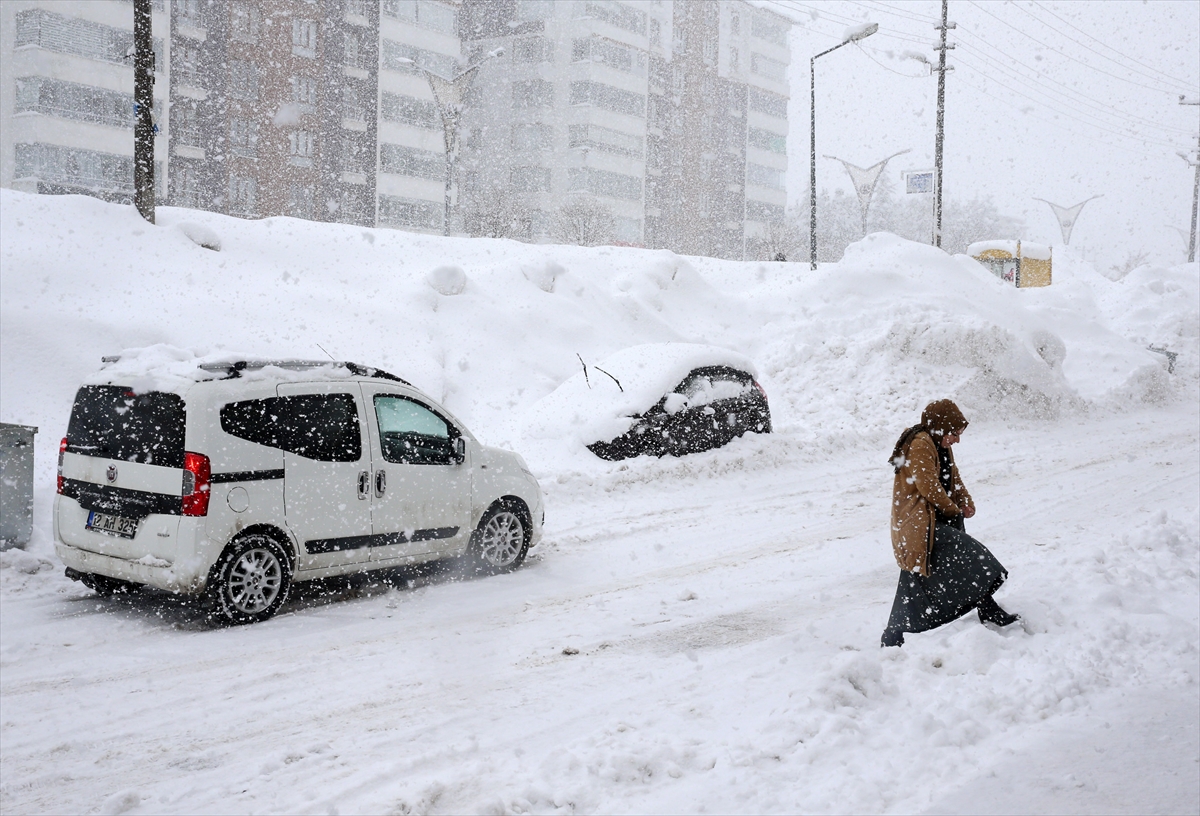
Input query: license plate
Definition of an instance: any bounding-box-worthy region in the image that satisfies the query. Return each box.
[86,511,139,539]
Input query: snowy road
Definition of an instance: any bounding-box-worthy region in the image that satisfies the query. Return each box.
[2,406,1196,815]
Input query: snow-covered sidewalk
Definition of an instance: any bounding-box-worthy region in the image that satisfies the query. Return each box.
[2,406,1196,815]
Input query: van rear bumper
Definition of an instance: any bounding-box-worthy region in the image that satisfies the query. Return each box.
[55,541,207,595]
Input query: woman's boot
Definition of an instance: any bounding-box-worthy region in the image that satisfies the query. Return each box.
[977,595,1019,626]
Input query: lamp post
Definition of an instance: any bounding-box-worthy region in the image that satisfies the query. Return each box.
[398,48,503,236]
[810,23,878,270]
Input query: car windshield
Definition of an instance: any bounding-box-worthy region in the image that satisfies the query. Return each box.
[66,385,186,467]
[678,372,751,408]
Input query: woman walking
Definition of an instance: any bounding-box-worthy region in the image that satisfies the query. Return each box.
[882,399,1019,647]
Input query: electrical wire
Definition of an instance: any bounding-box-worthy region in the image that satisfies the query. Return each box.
[1028,0,1198,88]
[965,0,1191,96]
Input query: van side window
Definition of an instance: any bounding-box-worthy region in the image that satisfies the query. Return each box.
[220,394,362,462]
[374,395,455,465]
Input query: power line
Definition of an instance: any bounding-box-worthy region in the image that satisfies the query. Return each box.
[966,0,1192,96]
[1029,0,1198,89]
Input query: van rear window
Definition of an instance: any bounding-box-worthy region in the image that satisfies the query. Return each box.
[220,394,362,462]
[66,386,186,468]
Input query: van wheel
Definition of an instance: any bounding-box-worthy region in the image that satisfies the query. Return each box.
[467,501,529,576]
[206,535,291,625]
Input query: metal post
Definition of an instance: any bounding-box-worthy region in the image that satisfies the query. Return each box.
[933,0,955,249]
[1181,97,1200,263]
[133,0,155,224]
[809,55,818,270]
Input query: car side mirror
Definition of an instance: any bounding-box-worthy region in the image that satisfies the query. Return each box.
[453,436,466,464]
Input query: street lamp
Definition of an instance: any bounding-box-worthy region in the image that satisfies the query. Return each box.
[397,47,503,236]
[809,23,878,270]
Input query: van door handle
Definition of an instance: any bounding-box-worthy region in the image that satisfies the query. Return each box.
[375,468,386,498]
[357,470,370,500]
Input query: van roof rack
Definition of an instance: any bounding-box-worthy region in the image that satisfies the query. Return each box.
[101,357,409,385]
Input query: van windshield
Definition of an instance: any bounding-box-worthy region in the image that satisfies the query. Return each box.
[66,386,186,468]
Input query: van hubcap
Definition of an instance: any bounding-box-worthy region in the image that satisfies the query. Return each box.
[480,511,524,567]
[228,547,282,613]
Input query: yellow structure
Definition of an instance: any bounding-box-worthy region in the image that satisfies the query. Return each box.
[968,240,1052,288]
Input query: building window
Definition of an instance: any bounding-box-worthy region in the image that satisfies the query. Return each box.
[569,81,644,118]
[378,194,442,230]
[512,37,553,63]
[174,161,200,208]
[746,162,784,190]
[380,92,438,128]
[649,18,661,49]
[572,36,646,76]
[751,52,786,82]
[512,80,554,109]
[578,1,646,35]
[14,142,134,194]
[380,144,443,179]
[288,182,315,219]
[509,165,551,193]
[751,15,787,47]
[512,123,553,152]
[382,0,457,35]
[340,136,367,174]
[516,0,554,22]
[291,75,318,110]
[345,28,372,70]
[730,11,740,34]
[174,105,201,147]
[292,19,317,58]
[178,0,205,29]
[568,124,643,157]
[231,2,259,43]
[748,87,787,119]
[230,60,259,101]
[342,84,368,121]
[15,77,134,128]
[746,200,784,223]
[748,126,786,155]
[289,130,316,165]
[567,167,642,201]
[230,117,259,157]
[730,46,740,73]
[14,9,166,65]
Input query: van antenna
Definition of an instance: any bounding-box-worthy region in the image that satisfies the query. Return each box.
[316,343,336,361]
[576,353,590,388]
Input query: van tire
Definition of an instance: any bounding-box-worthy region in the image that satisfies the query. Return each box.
[466,500,530,577]
[205,534,292,625]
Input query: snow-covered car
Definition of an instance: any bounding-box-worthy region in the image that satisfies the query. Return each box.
[531,343,770,461]
[54,353,544,624]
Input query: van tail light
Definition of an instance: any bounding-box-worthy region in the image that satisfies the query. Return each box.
[57,437,68,494]
[753,380,768,402]
[182,452,211,517]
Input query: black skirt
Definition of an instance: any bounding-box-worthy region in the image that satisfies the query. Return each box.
[885,522,1008,636]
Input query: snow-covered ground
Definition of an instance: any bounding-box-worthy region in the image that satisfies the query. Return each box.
[1,191,1197,814]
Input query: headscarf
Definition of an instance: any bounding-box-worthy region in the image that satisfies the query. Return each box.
[889,400,969,472]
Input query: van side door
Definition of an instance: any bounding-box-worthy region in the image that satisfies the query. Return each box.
[273,383,374,572]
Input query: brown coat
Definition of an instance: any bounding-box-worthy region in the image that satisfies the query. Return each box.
[890,431,974,574]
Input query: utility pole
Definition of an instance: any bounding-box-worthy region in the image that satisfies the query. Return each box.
[933,0,955,249]
[1180,96,1199,263]
[133,0,155,224]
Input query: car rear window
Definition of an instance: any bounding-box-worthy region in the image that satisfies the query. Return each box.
[66,386,186,468]
[220,394,362,462]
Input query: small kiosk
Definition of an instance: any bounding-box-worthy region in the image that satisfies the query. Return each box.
[968,240,1052,288]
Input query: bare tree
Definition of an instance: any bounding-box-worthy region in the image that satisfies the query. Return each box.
[551,195,615,246]
[755,215,804,261]
[463,183,533,240]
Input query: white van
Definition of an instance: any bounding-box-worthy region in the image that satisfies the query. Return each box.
[54,357,544,624]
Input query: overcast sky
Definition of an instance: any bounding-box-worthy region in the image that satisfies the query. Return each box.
[772,0,1200,268]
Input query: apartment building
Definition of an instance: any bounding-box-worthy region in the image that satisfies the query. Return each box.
[458,0,791,258]
[0,0,169,203]
[2,0,790,255]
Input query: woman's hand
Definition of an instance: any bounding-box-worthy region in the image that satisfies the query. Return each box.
[963,505,976,519]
